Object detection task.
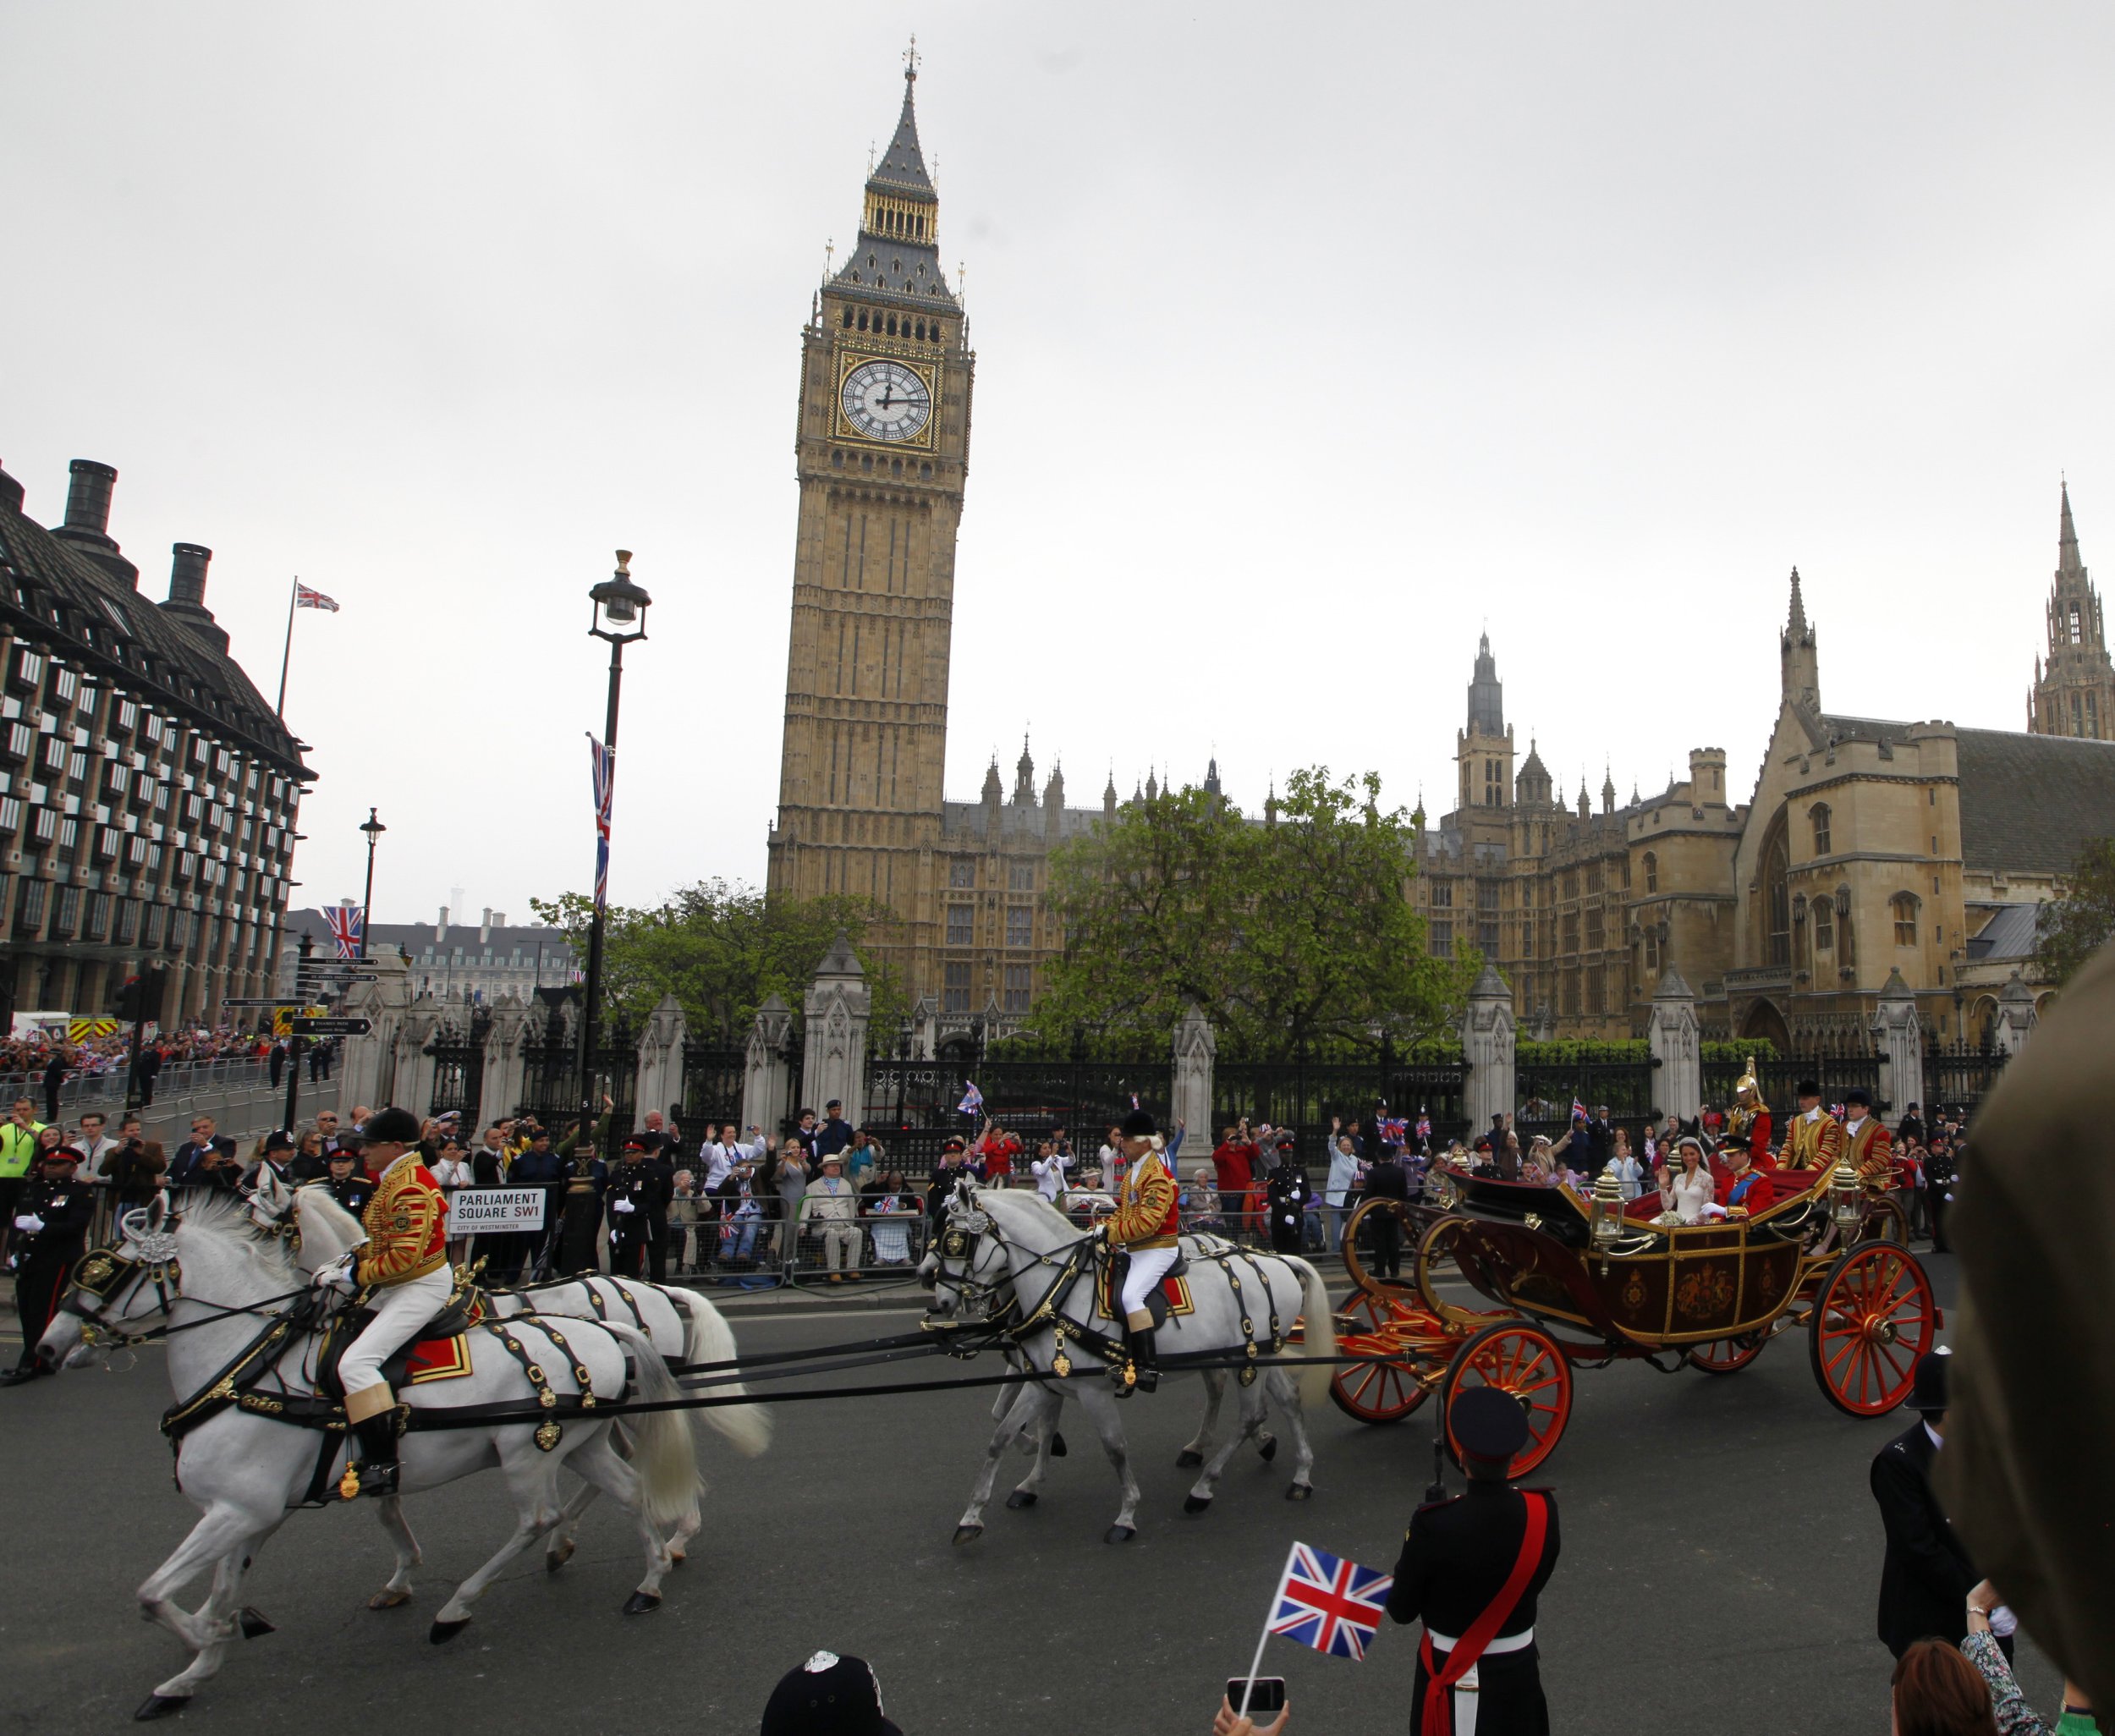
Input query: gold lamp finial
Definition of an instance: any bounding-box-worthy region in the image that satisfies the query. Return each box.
[613,550,632,574]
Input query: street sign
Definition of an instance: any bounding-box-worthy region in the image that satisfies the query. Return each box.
[219,998,287,1008]
[292,1016,371,1036]
[446,1188,547,1236]
[297,972,377,984]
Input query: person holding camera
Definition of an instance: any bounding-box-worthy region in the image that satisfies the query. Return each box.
[170,1116,239,1194]
[2,1143,99,1386]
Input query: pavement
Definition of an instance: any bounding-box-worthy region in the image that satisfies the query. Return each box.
[0,1245,2066,1736]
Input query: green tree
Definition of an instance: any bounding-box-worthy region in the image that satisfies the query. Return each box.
[2033,836,2115,986]
[529,880,908,1039]
[1036,766,1473,1057]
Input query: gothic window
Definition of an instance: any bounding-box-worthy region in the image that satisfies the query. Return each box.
[1892,893,1920,947]
[1587,971,1606,1014]
[1008,863,1034,891]
[842,309,853,327]
[1585,909,1604,950]
[1586,862,1603,894]
[1563,870,1579,901]
[1838,891,1857,969]
[1005,906,1032,948]
[1812,898,1833,951]
[1761,814,1791,967]
[1563,911,1579,953]
[887,315,898,335]
[2070,603,2084,644]
[1003,964,1031,1013]
[949,858,975,888]
[946,904,973,946]
[1563,970,1580,1015]
[1644,929,1659,970]
[858,309,869,330]
[1810,804,1832,856]
[2091,693,2102,738]
[1428,920,1453,954]
[1431,881,1453,909]
[1643,851,1658,893]
[1476,881,1500,911]
[942,962,970,1014]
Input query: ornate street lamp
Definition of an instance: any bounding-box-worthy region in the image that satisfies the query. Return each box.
[358,808,387,960]
[577,551,651,1124]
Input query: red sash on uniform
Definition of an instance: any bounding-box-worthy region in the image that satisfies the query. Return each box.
[1417,1492,1548,1736]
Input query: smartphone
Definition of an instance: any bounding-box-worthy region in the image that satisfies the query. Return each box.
[1227,1678,1286,1716]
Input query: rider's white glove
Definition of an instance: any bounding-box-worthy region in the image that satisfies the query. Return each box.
[14,1214,43,1233]
[316,1254,359,1292]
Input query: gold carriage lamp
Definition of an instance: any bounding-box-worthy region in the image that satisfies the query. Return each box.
[1829,1153,1863,1230]
[1590,1167,1626,1272]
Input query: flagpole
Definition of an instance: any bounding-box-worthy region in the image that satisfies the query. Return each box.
[275,576,299,717]
[1239,1541,1298,1720]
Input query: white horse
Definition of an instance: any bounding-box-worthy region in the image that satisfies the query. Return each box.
[920,1184,1335,1543]
[255,1177,770,1572]
[40,1194,703,1719]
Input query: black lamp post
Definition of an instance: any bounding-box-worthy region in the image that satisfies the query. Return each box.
[577,550,652,1122]
[358,808,386,959]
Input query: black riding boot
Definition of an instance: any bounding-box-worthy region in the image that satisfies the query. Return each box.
[346,1409,401,1497]
[1131,1327,1160,1394]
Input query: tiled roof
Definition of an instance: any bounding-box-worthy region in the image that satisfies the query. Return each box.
[0,497,305,773]
[1956,727,2115,875]
[1966,904,2041,960]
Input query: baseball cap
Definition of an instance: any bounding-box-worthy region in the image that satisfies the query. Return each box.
[760,1651,901,1736]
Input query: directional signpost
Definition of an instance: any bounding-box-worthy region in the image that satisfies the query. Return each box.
[292,1017,371,1037]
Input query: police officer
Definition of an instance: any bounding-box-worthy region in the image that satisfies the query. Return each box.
[1387,1387,1563,1735]
[2,1143,99,1384]
[319,1145,376,1217]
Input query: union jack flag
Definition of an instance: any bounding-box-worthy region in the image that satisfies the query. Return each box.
[1376,1114,1408,1145]
[294,582,340,613]
[1572,1097,1590,1121]
[958,1081,983,1117]
[1415,1108,1432,1140]
[322,904,363,960]
[588,733,615,912]
[1266,1541,1393,1661]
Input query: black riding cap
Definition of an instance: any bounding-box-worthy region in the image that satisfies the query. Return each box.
[1120,1109,1157,1139]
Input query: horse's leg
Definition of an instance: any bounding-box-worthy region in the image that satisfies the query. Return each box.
[545,1475,601,1573]
[1005,1387,1064,1510]
[1177,1365,1227,1469]
[370,1494,423,1609]
[427,1448,570,1643]
[956,1382,1043,1544]
[133,1504,269,1714]
[1184,1377,1273,1514]
[563,1431,676,1613]
[1266,1367,1317,1498]
[1075,1382,1142,1543]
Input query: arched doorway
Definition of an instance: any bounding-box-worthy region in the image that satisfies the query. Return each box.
[1740,997,1792,1052]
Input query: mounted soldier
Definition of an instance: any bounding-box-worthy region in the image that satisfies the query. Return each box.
[1100,1107,1178,1397]
[315,1107,453,1496]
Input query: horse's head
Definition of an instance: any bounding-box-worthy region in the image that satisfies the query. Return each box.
[920,1180,1010,1320]
[244,1166,298,1239]
[287,1184,367,1274]
[41,1194,188,1370]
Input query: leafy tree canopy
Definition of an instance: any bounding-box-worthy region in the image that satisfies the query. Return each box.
[2034,836,2115,986]
[1032,766,1474,1058]
[529,881,908,1040]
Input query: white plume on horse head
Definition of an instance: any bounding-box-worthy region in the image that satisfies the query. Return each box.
[290,1186,367,1272]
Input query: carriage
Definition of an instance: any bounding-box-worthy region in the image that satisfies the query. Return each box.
[1322,1156,1938,1475]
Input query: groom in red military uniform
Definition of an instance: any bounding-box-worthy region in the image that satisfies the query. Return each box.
[1387,1387,1563,1734]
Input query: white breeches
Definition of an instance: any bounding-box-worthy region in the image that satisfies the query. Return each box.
[1119,1246,1178,1317]
[338,1266,454,1397]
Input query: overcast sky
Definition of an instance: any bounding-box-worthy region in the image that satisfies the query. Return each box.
[8,4,2115,926]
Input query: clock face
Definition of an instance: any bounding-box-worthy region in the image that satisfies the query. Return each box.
[840,357,933,443]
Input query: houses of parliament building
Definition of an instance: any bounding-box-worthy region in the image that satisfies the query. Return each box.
[767,61,2115,1052]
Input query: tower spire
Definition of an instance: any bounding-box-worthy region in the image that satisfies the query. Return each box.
[832,53,954,305]
[2060,479,2084,576]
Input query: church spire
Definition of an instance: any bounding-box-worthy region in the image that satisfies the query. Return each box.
[1781,566,1820,711]
[2059,479,2085,577]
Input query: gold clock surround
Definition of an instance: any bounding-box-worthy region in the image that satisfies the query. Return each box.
[835,349,940,449]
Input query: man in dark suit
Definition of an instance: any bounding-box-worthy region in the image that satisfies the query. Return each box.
[1871,1351,2011,1660]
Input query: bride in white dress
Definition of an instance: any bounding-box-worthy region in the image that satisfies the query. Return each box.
[1662,1138,1722,1225]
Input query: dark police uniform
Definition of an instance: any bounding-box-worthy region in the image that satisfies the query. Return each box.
[321,1168,377,1217]
[606,1151,674,1280]
[3,1165,99,1380]
[1386,1387,1562,1736]
[1263,1156,1314,1254]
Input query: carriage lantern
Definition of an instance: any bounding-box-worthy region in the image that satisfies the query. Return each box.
[1590,1166,1626,1267]
[1829,1153,1863,1231]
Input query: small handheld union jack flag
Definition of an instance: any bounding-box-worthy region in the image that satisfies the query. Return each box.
[958,1081,984,1117]
[1265,1541,1393,1662]
[1415,1108,1432,1141]
[322,904,363,960]
[588,733,615,912]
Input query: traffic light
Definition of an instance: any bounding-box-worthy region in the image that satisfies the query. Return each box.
[118,966,168,1025]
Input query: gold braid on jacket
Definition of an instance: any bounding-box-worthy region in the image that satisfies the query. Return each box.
[1107,1150,1178,1250]
[357,1155,448,1286]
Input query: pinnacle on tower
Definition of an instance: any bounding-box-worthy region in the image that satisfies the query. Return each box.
[2060,479,2084,576]
[1787,567,1810,637]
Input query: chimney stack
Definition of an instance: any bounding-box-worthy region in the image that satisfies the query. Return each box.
[0,459,23,516]
[481,907,492,943]
[51,458,140,587]
[437,906,449,942]
[158,542,229,652]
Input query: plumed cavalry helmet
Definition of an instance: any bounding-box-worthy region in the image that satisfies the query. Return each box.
[1734,1056,1765,1109]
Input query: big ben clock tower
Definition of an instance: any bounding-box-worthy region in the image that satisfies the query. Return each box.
[767,52,974,986]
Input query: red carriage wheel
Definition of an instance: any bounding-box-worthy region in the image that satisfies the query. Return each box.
[1687,1331,1766,1375]
[1328,1288,1431,1425]
[1441,1321,1573,1477]
[1809,1242,1936,1417]
[1854,1194,1909,1246]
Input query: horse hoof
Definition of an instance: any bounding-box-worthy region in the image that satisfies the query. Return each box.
[952,1524,984,1546]
[1050,1431,1068,1459]
[1103,1524,1136,1545]
[367,1588,411,1611]
[622,1593,662,1616]
[429,1617,472,1645]
[1182,1494,1212,1515]
[135,1695,189,1722]
[545,1539,575,1573]
[1258,1436,1278,1463]
[1005,1490,1038,1509]
[238,1605,276,1639]
[668,1549,686,1567]
[1285,1482,1313,1502]
[1174,1448,1205,1469]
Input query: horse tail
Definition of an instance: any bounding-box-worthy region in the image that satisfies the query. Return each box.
[669,1290,772,1460]
[1281,1256,1337,1411]
[601,1321,705,1530]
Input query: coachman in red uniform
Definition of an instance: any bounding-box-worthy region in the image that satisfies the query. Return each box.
[1387,1387,1563,1735]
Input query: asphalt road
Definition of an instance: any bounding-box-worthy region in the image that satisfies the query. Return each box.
[0,1250,2063,1736]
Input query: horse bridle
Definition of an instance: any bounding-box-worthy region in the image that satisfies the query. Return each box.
[61,1205,310,1349]
[931,1197,1101,1337]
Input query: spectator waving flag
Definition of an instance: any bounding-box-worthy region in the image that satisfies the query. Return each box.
[1265,1541,1393,1661]
[1376,1113,1408,1145]
[294,582,340,613]
[958,1081,984,1117]
[322,904,363,960]
[1572,1097,1590,1121]
[1415,1107,1432,1141]
[588,733,615,912]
